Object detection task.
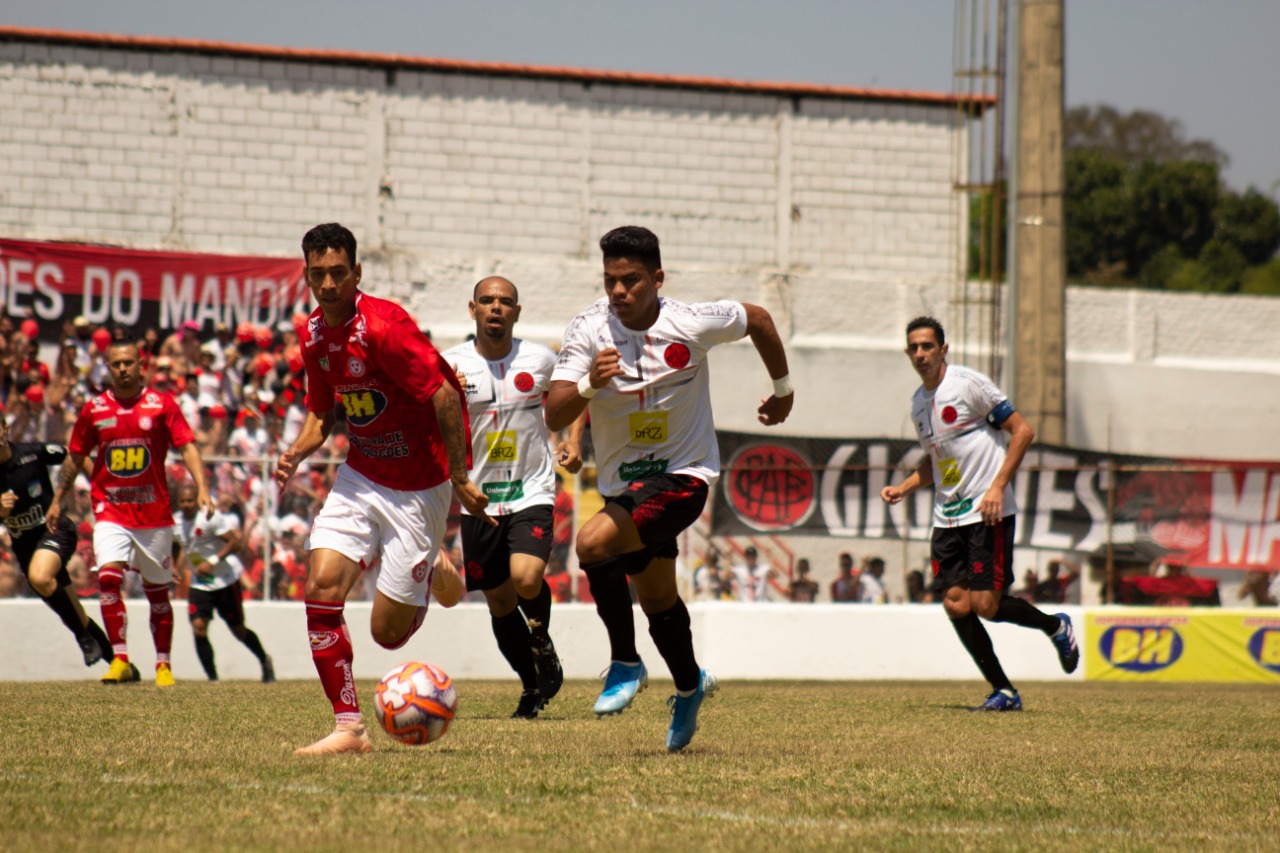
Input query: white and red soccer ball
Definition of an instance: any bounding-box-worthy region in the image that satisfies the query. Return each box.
[373,662,457,745]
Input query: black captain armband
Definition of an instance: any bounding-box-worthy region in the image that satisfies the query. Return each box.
[986,400,1015,428]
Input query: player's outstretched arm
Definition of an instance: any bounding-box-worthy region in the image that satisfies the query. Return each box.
[431,381,496,527]
[545,348,624,432]
[179,441,215,517]
[276,410,333,490]
[881,457,933,505]
[554,407,588,474]
[742,304,793,426]
[47,451,88,532]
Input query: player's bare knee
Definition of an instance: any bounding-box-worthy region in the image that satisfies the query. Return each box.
[943,597,970,619]
[973,599,1000,620]
[28,573,57,597]
[192,619,209,638]
[484,584,518,617]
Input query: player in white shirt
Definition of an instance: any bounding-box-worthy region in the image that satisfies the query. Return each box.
[880,317,1079,712]
[442,277,586,719]
[171,483,274,683]
[546,226,794,751]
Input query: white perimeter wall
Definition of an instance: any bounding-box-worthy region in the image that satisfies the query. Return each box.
[2,600,1084,684]
[2,38,1278,461]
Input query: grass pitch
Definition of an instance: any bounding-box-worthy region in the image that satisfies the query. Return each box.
[1,678,1277,851]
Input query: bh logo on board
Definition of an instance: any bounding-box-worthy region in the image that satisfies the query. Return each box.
[1247,628,1280,674]
[1098,624,1185,672]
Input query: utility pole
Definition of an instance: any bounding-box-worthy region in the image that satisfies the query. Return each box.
[1013,0,1066,443]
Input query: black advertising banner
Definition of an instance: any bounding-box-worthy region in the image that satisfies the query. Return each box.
[712,432,1280,570]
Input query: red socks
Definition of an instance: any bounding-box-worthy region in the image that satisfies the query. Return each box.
[98,568,128,661]
[305,600,361,725]
[143,582,173,665]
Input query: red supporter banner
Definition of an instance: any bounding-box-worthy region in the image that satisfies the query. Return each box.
[0,238,308,340]
[710,431,1280,572]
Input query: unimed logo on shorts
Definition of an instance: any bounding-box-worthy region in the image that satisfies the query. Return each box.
[1098,625,1184,672]
[723,443,815,532]
[106,443,151,477]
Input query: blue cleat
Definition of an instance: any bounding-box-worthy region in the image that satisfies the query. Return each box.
[593,660,648,716]
[1051,613,1080,673]
[971,689,1022,712]
[666,669,719,751]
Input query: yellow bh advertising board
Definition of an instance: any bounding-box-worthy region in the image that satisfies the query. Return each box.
[1086,610,1280,683]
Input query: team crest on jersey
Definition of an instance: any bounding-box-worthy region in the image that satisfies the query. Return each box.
[28,481,42,498]
[513,372,535,393]
[319,356,330,372]
[340,388,388,426]
[348,357,366,377]
[139,416,153,431]
[664,343,691,369]
[105,443,152,477]
[941,405,958,424]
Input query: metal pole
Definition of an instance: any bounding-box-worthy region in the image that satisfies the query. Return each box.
[1003,0,1020,395]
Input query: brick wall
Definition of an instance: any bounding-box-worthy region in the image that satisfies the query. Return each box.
[2,37,1276,460]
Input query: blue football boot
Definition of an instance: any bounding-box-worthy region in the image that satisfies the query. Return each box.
[971,689,1023,712]
[1051,613,1080,673]
[593,660,648,716]
[666,669,719,751]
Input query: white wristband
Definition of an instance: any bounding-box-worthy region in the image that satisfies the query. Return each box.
[577,373,599,399]
[772,374,794,398]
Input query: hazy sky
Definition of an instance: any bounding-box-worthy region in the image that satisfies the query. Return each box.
[4,0,1277,193]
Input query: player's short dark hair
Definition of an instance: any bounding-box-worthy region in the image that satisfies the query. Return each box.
[906,316,946,346]
[868,557,885,571]
[106,337,141,354]
[839,552,853,566]
[302,223,358,267]
[599,225,662,272]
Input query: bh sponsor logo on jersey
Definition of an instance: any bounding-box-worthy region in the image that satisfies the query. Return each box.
[105,443,152,478]
[1098,624,1185,672]
[663,343,690,369]
[1248,627,1280,674]
[340,389,388,427]
[513,372,535,393]
[485,431,518,463]
[628,410,668,444]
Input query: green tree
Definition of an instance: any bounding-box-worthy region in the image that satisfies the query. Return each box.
[1064,149,1130,280]
[1215,188,1280,266]
[1065,105,1228,171]
[1126,159,1221,276]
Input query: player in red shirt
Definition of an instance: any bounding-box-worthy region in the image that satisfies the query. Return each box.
[49,339,214,686]
[277,223,491,756]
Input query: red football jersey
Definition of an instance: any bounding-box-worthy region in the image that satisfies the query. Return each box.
[298,292,471,491]
[69,388,196,529]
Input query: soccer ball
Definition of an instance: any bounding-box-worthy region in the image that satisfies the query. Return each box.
[373,662,458,745]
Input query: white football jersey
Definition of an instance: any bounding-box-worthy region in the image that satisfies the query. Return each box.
[441,338,557,515]
[172,510,243,591]
[910,364,1017,528]
[552,297,747,497]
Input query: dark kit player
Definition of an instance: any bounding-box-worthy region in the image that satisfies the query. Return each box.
[0,418,113,668]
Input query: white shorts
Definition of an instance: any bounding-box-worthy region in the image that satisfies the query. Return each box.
[94,522,174,586]
[307,464,452,607]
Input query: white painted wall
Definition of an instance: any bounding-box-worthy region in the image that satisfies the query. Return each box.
[2,599,1084,684]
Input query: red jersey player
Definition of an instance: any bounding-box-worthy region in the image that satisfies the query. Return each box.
[277,223,490,756]
[49,339,214,686]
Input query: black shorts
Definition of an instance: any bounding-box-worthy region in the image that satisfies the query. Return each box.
[188,581,247,626]
[930,515,1016,594]
[12,516,77,588]
[604,473,708,567]
[461,505,554,592]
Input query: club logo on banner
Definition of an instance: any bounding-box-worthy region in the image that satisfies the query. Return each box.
[709,430,1280,570]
